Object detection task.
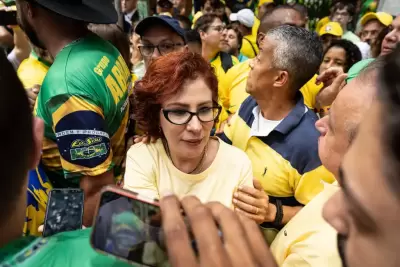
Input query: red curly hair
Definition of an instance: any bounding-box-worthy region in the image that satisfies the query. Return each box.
[133,51,219,138]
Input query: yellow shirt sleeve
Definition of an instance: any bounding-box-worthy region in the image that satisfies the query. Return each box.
[124,143,160,200]
[300,75,323,110]
[294,165,336,205]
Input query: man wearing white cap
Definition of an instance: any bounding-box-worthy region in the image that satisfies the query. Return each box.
[360,12,393,45]
[230,8,259,58]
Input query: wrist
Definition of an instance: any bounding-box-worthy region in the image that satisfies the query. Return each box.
[266,203,277,222]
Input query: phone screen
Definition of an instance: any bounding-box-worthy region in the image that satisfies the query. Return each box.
[91,190,167,267]
[0,11,17,26]
[43,189,84,237]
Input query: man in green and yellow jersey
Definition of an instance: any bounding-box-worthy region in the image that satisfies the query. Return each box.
[16,0,130,226]
[221,5,317,115]
[0,40,133,267]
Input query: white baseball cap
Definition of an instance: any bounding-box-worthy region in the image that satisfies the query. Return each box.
[229,9,255,28]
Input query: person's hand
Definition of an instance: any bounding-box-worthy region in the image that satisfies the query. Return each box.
[315,67,348,109]
[132,134,159,144]
[233,179,274,224]
[27,85,40,111]
[316,67,345,87]
[160,194,277,267]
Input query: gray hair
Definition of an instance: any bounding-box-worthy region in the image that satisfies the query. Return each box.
[266,25,323,92]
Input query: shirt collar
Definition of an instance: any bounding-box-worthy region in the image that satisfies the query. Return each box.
[30,51,52,68]
[274,93,307,135]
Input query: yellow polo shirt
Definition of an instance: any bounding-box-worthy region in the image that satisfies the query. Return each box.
[17,51,51,89]
[271,182,341,267]
[210,53,239,128]
[240,18,260,59]
[221,60,323,114]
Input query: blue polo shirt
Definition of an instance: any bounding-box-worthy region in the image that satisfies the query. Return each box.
[221,94,335,206]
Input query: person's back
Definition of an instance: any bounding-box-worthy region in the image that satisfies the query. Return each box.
[0,41,130,267]
[36,33,130,188]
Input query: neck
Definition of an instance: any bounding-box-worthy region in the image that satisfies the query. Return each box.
[202,45,219,62]
[165,140,207,174]
[38,22,89,58]
[0,199,25,248]
[243,28,252,36]
[256,91,297,120]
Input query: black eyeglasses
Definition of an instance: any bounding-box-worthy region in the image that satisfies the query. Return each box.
[162,106,222,125]
[138,43,184,57]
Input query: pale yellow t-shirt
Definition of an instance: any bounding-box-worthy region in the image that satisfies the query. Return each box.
[271,182,341,267]
[124,137,253,207]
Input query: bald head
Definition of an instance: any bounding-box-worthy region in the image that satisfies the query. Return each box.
[335,59,383,142]
[316,58,381,177]
[258,5,305,34]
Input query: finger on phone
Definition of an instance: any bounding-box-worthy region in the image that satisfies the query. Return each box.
[181,196,229,266]
[238,215,278,267]
[206,202,256,267]
[160,194,197,267]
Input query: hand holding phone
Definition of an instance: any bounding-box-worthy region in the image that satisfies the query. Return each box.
[160,195,277,267]
[91,186,167,267]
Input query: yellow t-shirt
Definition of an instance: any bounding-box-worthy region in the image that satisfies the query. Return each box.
[211,53,239,128]
[17,51,51,89]
[240,18,260,59]
[222,60,323,113]
[271,182,341,267]
[123,137,253,207]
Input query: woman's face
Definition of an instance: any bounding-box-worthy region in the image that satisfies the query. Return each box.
[319,46,347,74]
[160,77,215,160]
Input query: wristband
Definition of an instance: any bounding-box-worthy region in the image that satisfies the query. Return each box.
[272,199,283,227]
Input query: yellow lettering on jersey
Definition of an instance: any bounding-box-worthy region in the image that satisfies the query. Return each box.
[117,55,130,78]
[106,75,123,104]
[94,56,110,76]
[112,66,127,91]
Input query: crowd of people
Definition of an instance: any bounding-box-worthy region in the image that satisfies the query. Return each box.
[1,0,400,266]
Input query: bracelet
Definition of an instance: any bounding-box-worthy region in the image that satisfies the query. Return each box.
[272,199,283,227]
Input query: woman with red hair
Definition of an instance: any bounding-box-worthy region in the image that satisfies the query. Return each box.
[124,51,253,208]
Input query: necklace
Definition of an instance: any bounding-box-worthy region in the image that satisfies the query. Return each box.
[163,140,208,174]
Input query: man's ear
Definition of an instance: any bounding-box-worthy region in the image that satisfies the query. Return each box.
[256,32,265,49]
[183,45,189,52]
[199,30,207,40]
[273,70,289,88]
[29,117,44,170]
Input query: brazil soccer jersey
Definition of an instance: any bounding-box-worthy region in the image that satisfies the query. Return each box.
[35,34,131,188]
[0,229,133,267]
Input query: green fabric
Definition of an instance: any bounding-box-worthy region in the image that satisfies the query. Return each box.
[0,228,134,266]
[35,34,130,188]
[346,58,375,83]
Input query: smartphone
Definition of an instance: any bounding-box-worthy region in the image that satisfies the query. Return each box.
[42,188,84,237]
[91,186,170,266]
[0,10,17,26]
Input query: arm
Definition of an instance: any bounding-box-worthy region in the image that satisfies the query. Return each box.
[10,26,31,64]
[123,144,159,200]
[80,170,114,226]
[50,95,117,227]
[0,26,13,49]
